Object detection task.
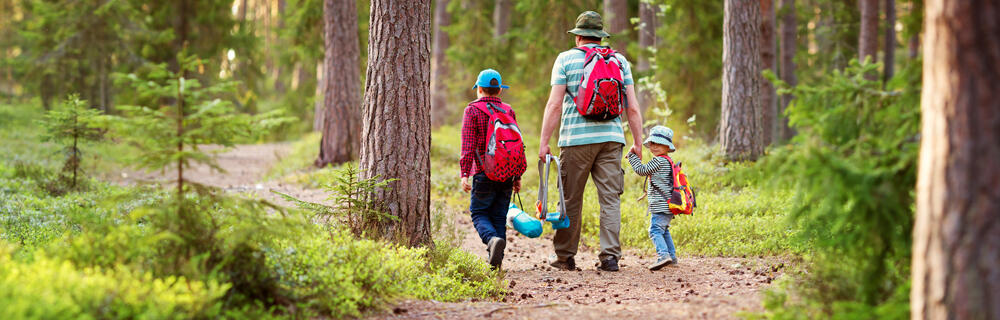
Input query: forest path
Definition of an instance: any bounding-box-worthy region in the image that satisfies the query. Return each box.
[377,207,785,319]
[117,144,783,319]
[113,143,327,205]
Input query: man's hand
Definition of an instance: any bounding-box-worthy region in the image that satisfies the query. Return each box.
[629,144,642,160]
[513,179,521,192]
[461,177,471,193]
[539,144,551,160]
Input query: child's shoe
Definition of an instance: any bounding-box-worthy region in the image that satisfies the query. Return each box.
[487,237,506,269]
[648,256,673,271]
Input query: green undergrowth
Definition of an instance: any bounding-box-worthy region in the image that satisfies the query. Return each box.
[0,102,505,319]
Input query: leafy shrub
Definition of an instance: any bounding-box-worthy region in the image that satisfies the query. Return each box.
[759,59,921,317]
[0,244,229,319]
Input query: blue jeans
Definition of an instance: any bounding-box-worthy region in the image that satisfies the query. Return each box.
[469,173,513,245]
[649,212,677,260]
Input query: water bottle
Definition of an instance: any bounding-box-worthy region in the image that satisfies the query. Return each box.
[507,203,543,238]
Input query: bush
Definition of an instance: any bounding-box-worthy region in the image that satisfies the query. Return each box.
[759,59,921,317]
[0,244,229,319]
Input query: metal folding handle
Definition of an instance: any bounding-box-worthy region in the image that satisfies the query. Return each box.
[537,154,567,220]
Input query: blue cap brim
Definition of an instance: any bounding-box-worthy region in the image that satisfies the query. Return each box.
[472,84,510,89]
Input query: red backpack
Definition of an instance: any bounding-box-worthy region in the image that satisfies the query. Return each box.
[659,154,696,215]
[473,101,527,182]
[570,46,627,121]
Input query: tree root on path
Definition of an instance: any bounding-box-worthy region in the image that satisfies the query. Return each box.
[481,303,566,318]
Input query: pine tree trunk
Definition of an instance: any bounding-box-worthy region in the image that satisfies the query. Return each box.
[603,0,629,56]
[721,0,764,162]
[883,0,896,83]
[759,0,777,146]
[637,1,660,117]
[316,0,362,167]
[859,0,879,68]
[912,1,1000,318]
[778,0,797,141]
[493,0,510,41]
[431,0,451,127]
[360,0,433,247]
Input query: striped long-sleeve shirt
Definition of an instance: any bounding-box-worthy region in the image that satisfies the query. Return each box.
[627,153,673,214]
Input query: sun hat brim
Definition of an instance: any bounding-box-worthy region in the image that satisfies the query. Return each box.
[567,28,611,38]
[643,134,676,152]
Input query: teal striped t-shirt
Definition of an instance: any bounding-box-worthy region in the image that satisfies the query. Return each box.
[550,43,634,147]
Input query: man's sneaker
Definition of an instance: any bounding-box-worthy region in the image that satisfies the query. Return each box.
[487,237,506,269]
[549,257,576,270]
[598,257,620,271]
[648,257,673,271]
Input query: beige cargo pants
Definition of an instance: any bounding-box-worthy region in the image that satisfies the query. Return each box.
[554,141,624,262]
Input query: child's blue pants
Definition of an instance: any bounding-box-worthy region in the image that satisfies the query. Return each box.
[469,173,513,244]
[650,212,677,260]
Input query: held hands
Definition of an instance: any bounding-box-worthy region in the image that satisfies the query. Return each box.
[629,144,643,160]
[461,176,472,193]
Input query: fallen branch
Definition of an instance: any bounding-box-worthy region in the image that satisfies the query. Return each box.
[481,303,565,318]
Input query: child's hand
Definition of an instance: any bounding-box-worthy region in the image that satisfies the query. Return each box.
[629,144,643,160]
[461,177,472,193]
[513,179,521,192]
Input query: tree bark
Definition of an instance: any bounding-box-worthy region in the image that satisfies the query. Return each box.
[778,0,797,141]
[759,0,777,146]
[316,0,362,167]
[859,0,879,69]
[431,0,451,127]
[313,61,324,131]
[913,1,1000,318]
[493,0,510,41]
[883,0,896,84]
[721,0,764,162]
[360,0,433,247]
[604,0,629,56]
[637,0,660,116]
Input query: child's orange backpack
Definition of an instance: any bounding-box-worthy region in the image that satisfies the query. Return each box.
[659,154,696,215]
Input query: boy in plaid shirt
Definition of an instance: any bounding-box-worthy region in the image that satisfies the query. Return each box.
[460,69,522,270]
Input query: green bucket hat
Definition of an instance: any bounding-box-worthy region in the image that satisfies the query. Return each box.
[567,11,611,38]
[643,125,677,151]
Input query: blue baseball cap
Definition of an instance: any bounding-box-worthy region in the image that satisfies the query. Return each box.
[472,69,510,89]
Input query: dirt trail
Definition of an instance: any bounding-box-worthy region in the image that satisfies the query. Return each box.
[118,144,784,319]
[114,143,326,204]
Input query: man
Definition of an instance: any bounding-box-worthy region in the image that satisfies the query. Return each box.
[538,11,644,272]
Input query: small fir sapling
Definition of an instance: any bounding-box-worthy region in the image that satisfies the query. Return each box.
[39,94,106,189]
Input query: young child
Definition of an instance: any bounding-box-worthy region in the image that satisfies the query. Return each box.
[627,125,679,271]
[459,69,522,269]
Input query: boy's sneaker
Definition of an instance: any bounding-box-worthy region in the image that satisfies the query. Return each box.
[648,257,673,271]
[598,257,620,272]
[487,237,506,269]
[550,257,576,271]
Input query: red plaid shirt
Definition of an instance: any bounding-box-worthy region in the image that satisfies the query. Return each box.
[460,96,519,180]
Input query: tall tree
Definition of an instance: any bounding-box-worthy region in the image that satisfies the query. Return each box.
[604,0,629,55]
[912,0,1000,318]
[721,0,764,162]
[883,0,896,83]
[315,0,361,167]
[360,0,433,247]
[431,0,451,127]
[637,0,660,116]
[777,0,797,141]
[493,0,511,41]
[759,0,778,145]
[859,0,879,67]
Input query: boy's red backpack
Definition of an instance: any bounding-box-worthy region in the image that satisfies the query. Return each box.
[569,45,627,121]
[473,101,527,182]
[659,154,697,215]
